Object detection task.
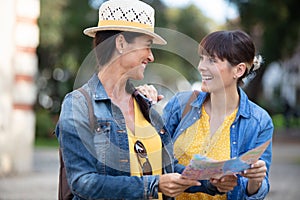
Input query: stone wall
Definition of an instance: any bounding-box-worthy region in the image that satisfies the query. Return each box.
[0,0,39,175]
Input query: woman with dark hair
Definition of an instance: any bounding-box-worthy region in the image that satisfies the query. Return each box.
[55,1,227,199]
[140,30,273,200]
[162,30,274,199]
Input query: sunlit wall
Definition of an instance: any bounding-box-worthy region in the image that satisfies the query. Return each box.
[0,0,39,175]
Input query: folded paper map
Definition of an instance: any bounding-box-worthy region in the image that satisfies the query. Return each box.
[182,140,271,180]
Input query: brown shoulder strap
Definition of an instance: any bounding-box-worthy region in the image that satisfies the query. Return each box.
[58,87,95,200]
[77,87,95,130]
[181,90,200,119]
[58,148,73,200]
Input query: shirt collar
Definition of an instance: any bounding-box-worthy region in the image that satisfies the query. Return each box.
[237,87,251,119]
[87,73,110,101]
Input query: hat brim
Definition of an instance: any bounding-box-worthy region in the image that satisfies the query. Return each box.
[83,26,167,45]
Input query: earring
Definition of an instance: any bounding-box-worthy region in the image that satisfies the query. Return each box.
[233,75,237,79]
[119,50,123,54]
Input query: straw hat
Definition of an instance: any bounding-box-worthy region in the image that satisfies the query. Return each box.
[83,0,166,45]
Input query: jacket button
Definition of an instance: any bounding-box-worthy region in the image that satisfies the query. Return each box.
[159,129,165,134]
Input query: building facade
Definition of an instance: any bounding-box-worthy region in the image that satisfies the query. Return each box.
[0,0,40,175]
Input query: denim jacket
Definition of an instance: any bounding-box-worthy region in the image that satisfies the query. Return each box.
[162,88,274,200]
[56,74,221,200]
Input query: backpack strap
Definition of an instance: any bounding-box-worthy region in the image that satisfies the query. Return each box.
[58,87,96,200]
[77,87,96,130]
[181,90,200,119]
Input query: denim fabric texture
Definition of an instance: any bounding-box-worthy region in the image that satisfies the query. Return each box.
[162,88,274,200]
[56,74,221,200]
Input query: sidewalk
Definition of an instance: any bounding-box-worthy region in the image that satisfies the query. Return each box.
[0,148,59,200]
[265,141,300,200]
[1,140,300,200]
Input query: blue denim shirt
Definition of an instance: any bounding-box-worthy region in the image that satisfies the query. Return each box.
[56,74,221,200]
[162,88,274,200]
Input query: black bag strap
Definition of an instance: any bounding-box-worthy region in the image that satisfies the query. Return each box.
[125,80,152,123]
[181,90,200,119]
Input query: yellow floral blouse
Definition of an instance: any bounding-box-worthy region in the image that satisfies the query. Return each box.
[174,105,238,200]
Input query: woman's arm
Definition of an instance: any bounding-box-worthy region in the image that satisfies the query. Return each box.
[238,109,274,199]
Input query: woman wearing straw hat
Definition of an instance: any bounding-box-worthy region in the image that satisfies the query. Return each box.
[56,0,226,199]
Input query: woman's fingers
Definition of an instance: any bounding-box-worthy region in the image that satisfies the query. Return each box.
[136,84,164,103]
[210,175,238,192]
[159,174,201,197]
[241,160,267,180]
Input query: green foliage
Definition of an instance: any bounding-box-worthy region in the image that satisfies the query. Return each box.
[228,0,300,63]
[272,114,286,129]
[226,0,300,108]
[37,0,97,114]
[272,114,300,129]
[38,1,67,47]
[167,5,211,42]
[35,108,57,138]
[35,137,59,148]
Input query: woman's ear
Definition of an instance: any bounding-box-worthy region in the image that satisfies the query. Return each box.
[115,34,126,54]
[235,63,247,78]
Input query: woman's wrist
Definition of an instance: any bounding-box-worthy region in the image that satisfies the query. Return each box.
[247,179,262,195]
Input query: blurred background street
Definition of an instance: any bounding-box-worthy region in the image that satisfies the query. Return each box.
[0,128,299,200]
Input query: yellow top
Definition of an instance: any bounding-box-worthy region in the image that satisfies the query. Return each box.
[174,105,237,200]
[127,99,162,199]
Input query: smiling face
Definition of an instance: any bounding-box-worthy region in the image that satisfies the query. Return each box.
[119,34,154,80]
[198,30,256,88]
[198,54,237,93]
